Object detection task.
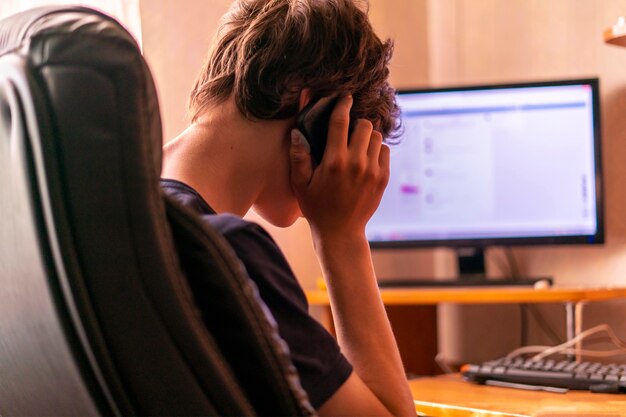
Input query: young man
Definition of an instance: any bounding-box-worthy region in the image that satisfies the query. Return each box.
[161,0,416,415]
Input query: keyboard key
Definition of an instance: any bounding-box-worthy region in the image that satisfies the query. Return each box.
[564,362,578,372]
[588,363,601,372]
[576,362,591,371]
[532,361,545,370]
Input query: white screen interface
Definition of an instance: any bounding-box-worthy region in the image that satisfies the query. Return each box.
[366,83,599,244]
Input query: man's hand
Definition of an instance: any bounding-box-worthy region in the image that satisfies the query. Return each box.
[289,95,390,241]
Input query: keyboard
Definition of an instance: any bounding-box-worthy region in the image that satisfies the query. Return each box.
[462,357,626,393]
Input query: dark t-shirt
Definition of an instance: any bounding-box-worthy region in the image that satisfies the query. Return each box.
[160,178,352,408]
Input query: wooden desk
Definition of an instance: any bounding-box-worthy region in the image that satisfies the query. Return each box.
[410,374,626,416]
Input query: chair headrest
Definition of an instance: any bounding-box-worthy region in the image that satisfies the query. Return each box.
[0,6,136,54]
[0,5,163,174]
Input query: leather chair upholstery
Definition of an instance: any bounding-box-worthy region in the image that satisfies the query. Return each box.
[0,6,314,416]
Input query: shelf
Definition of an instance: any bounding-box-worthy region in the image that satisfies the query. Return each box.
[604,16,626,47]
[306,287,626,306]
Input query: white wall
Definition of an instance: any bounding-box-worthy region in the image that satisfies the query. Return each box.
[141,0,232,142]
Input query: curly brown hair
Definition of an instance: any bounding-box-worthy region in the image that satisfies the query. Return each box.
[188,0,400,139]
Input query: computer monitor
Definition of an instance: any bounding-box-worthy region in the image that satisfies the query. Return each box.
[366,78,604,279]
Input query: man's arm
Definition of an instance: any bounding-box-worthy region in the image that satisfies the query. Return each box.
[290,95,416,416]
[314,233,415,417]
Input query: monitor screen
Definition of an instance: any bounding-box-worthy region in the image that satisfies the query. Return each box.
[366,79,604,248]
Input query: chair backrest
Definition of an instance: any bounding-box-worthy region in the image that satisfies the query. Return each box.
[0,6,314,416]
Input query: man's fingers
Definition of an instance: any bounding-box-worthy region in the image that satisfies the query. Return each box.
[378,143,390,188]
[350,119,374,158]
[367,130,383,163]
[325,95,352,157]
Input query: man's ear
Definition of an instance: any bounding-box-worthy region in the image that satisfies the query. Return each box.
[298,88,312,112]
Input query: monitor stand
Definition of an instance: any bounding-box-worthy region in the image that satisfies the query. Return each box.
[377,248,552,288]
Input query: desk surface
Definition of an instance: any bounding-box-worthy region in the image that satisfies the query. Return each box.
[306,287,626,305]
[410,374,626,416]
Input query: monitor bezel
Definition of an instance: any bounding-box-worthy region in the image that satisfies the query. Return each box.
[369,78,604,249]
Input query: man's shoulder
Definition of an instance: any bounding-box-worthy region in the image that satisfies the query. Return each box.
[160,178,275,247]
[202,212,271,243]
[161,178,217,215]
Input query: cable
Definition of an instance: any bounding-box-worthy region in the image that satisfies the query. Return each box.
[488,248,575,356]
[535,324,626,361]
[486,248,526,345]
[507,346,626,359]
[575,301,584,361]
[505,324,626,361]
[505,247,562,345]
[505,335,626,359]
[485,249,513,278]
[526,303,562,345]
[490,247,562,346]
[506,335,624,360]
[492,249,531,347]
[519,304,528,347]
[504,248,521,278]
[506,344,552,359]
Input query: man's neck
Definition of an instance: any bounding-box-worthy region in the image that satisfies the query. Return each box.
[161,98,289,217]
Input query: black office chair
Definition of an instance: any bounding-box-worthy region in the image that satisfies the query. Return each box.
[0,6,314,416]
